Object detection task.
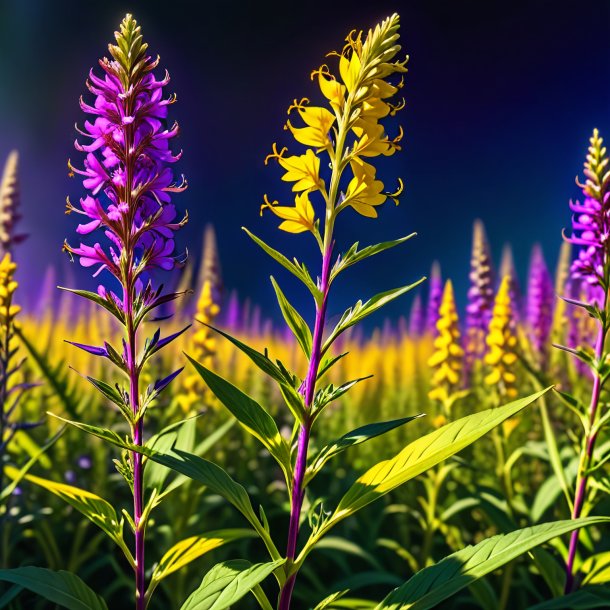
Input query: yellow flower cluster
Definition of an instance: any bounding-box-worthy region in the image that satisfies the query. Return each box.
[484,276,518,398]
[179,281,221,414]
[262,14,407,235]
[428,280,463,405]
[0,253,20,327]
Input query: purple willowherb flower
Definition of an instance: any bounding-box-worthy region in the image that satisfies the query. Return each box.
[425,261,442,334]
[408,293,424,337]
[65,20,186,286]
[526,244,554,361]
[223,290,241,331]
[464,219,495,379]
[63,15,187,610]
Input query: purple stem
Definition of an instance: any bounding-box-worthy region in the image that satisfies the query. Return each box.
[125,279,145,610]
[278,243,333,610]
[564,292,607,593]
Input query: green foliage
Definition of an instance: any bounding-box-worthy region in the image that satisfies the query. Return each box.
[309,388,551,545]
[0,567,107,610]
[12,467,134,567]
[375,517,610,610]
[270,277,313,357]
[180,559,285,610]
[185,355,292,484]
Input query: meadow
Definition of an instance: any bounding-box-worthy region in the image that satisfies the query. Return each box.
[1,9,610,610]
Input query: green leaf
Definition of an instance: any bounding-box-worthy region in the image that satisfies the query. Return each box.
[374,517,610,610]
[330,233,417,282]
[308,388,551,548]
[270,276,312,357]
[180,559,285,610]
[243,228,322,303]
[314,590,349,610]
[85,376,131,422]
[145,415,198,494]
[198,323,306,423]
[9,467,134,567]
[152,530,257,584]
[528,585,610,609]
[141,447,281,562]
[0,567,107,610]
[0,428,64,502]
[50,413,281,561]
[185,354,292,483]
[305,416,422,483]
[47,414,131,451]
[322,279,425,354]
[16,326,82,418]
[198,323,286,385]
[57,286,124,324]
[582,552,610,585]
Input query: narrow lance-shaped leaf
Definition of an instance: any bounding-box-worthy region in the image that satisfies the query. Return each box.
[243,228,322,303]
[185,354,292,483]
[180,559,285,610]
[49,413,282,563]
[374,517,610,610]
[322,278,426,355]
[7,467,134,567]
[303,388,551,553]
[0,567,108,610]
[270,276,312,357]
[330,233,417,283]
[305,416,423,484]
[146,529,257,601]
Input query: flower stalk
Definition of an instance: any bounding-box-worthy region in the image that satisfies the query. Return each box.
[562,129,610,592]
[64,14,186,609]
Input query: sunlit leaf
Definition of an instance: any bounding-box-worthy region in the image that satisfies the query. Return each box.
[306,388,551,548]
[374,517,610,610]
[185,355,292,483]
[8,467,133,567]
[270,276,312,357]
[306,416,422,483]
[180,559,284,610]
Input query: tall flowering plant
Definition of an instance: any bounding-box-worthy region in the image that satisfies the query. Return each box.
[0,15,228,610]
[559,129,610,592]
[120,14,561,610]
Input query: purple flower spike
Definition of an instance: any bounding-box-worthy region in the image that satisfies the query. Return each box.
[65,18,187,285]
[425,261,442,335]
[465,219,495,380]
[526,244,554,362]
[63,16,188,610]
[408,293,424,337]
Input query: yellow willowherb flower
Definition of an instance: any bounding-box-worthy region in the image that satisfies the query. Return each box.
[261,192,316,235]
[263,14,407,236]
[484,276,518,398]
[428,280,463,404]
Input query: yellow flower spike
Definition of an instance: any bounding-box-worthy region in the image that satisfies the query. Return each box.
[428,280,463,405]
[484,276,519,398]
[260,193,316,235]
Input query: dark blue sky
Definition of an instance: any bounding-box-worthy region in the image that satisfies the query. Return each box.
[1,0,609,325]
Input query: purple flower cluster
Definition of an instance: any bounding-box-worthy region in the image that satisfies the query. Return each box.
[565,195,608,286]
[425,261,443,334]
[526,244,554,359]
[66,23,186,293]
